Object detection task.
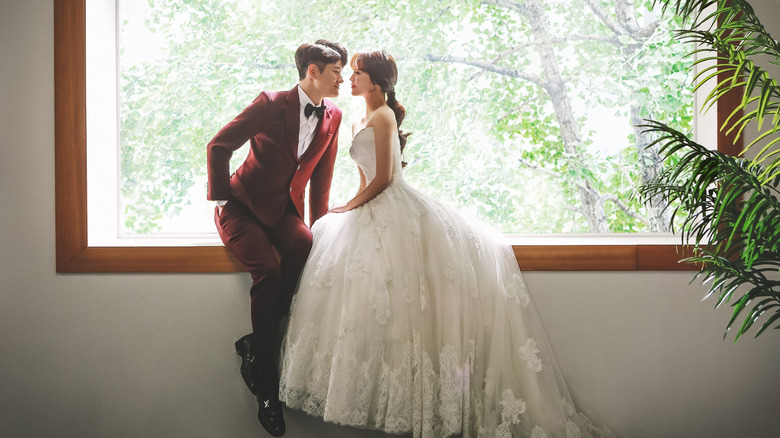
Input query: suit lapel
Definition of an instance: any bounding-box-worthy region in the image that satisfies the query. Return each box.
[300,105,332,162]
[284,87,300,160]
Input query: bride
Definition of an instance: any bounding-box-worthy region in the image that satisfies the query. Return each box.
[279,49,614,438]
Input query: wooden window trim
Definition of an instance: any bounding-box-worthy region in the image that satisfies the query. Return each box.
[54,0,737,273]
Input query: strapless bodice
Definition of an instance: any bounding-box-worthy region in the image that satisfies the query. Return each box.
[348,127,404,185]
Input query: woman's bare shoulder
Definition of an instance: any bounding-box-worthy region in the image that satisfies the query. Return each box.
[373,106,396,130]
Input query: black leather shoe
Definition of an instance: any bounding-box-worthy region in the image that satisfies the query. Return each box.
[256,394,285,437]
[234,334,258,395]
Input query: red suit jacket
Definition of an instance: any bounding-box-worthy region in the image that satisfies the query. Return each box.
[207,86,341,227]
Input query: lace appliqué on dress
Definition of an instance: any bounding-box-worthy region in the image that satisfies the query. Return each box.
[496,389,527,438]
[309,256,336,288]
[506,273,531,307]
[567,420,582,438]
[347,249,373,279]
[444,263,458,282]
[371,286,391,325]
[519,338,543,372]
[532,425,550,438]
[431,201,457,242]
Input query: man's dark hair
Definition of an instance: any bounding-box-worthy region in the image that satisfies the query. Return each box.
[295,40,348,80]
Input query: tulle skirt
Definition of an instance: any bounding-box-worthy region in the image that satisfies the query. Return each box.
[279,179,613,438]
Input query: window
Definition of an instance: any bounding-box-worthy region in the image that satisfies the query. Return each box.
[55,0,740,272]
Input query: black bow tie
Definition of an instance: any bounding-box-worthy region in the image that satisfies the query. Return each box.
[304,103,326,119]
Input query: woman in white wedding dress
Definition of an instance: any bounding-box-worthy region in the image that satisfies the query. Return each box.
[279,50,614,438]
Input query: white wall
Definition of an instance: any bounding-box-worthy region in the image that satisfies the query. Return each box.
[1,1,779,437]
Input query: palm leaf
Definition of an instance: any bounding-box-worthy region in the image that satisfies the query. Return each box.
[643,1,780,341]
[638,118,780,340]
[656,0,780,179]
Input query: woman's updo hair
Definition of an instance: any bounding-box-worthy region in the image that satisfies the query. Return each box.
[351,50,411,165]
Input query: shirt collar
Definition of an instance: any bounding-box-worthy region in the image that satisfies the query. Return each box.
[297,86,321,112]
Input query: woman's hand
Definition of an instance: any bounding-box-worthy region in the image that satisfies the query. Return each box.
[328,203,352,213]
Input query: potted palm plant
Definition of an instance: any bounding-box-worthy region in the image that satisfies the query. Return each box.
[639,0,780,341]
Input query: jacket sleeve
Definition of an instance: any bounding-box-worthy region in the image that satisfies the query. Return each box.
[206,93,270,200]
[308,117,340,226]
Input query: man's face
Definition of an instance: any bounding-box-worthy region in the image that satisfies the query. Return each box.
[314,61,344,98]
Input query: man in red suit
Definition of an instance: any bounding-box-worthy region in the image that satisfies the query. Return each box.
[207,40,347,436]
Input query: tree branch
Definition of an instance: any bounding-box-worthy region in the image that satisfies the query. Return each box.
[564,205,583,214]
[481,0,529,15]
[466,34,623,80]
[583,0,631,36]
[252,62,293,70]
[603,194,649,224]
[518,158,561,177]
[614,0,660,39]
[616,0,639,33]
[636,20,660,40]
[425,54,547,89]
[489,34,623,64]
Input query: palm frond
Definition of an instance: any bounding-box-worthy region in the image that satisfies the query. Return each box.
[638,119,780,340]
[643,0,780,341]
[655,0,780,181]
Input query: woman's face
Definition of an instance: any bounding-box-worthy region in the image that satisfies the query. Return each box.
[350,68,375,97]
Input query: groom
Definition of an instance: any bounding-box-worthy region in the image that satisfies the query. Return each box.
[207,40,347,436]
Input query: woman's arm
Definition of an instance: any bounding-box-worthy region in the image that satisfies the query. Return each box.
[330,109,395,213]
[357,166,368,194]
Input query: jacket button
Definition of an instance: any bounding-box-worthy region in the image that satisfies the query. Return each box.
[289,187,292,192]
[297,165,301,170]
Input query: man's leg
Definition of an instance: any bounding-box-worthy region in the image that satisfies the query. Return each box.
[215,200,283,352]
[215,200,286,436]
[267,202,313,319]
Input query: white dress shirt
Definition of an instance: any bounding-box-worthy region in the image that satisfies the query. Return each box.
[297,86,322,158]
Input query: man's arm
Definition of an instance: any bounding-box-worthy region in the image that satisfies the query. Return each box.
[207,92,270,201]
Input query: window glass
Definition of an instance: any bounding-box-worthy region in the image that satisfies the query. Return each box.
[114,0,694,241]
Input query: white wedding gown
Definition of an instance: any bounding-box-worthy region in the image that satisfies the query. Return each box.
[279,128,614,438]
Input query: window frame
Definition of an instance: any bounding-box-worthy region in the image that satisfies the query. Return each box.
[54,0,740,273]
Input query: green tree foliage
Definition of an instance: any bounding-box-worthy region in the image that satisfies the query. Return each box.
[119,0,693,234]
